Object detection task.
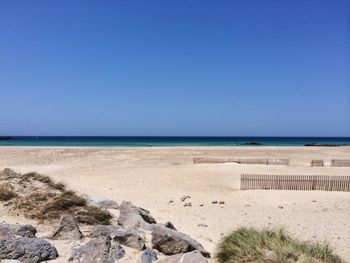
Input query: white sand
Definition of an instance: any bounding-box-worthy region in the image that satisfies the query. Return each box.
[0,146,349,262]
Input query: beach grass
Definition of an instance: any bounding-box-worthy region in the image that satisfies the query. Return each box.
[215,227,343,263]
[0,168,112,225]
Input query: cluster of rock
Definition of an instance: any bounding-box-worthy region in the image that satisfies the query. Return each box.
[0,200,210,263]
[0,224,58,262]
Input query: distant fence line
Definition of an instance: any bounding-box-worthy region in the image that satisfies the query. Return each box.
[311,160,324,167]
[193,158,290,166]
[331,159,350,167]
[240,174,350,192]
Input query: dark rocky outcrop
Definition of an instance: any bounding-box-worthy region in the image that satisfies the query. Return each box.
[69,236,125,263]
[52,215,83,240]
[0,237,58,263]
[244,141,262,146]
[304,143,345,147]
[0,224,37,238]
[151,225,210,257]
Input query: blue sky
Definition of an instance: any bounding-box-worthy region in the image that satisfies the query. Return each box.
[0,0,349,136]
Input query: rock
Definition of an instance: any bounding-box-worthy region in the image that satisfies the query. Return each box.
[90,225,119,238]
[118,212,151,229]
[244,141,262,146]
[111,227,145,251]
[151,225,210,257]
[278,206,284,209]
[91,198,120,209]
[155,250,208,263]
[0,224,37,238]
[180,195,191,202]
[69,236,125,263]
[0,237,58,262]
[118,201,156,228]
[141,248,158,263]
[164,221,176,230]
[184,202,192,207]
[52,215,83,240]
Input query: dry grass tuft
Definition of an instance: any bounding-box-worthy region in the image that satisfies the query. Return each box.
[215,227,343,263]
[0,168,112,225]
[0,183,17,201]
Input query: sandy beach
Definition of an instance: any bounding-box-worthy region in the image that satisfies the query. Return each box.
[0,146,350,262]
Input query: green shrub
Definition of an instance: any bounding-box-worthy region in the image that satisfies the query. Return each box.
[215,227,344,263]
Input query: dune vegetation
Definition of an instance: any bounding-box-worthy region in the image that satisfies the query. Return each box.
[215,227,344,263]
[0,168,112,225]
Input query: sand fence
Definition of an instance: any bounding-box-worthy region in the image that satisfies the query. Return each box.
[331,159,350,167]
[310,160,324,167]
[193,158,290,165]
[240,174,350,192]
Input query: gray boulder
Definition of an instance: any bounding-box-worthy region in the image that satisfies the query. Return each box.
[91,198,120,209]
[0,224,37,238]
[0,237,58,263]
[111,227,145,251]
[89,225,119,238]
[118,201,156,228]
[156,251,208,263]
[151,225,210,257]
[52,215,83,240]
[69,236,125,263]
[141,248,158,263]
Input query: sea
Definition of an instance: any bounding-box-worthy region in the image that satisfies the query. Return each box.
[0,136,349,147]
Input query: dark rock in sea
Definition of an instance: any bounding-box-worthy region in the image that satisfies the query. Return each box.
[118,201,157,229]
[155,250,208,263]
[69,236,125,263]
[0,136,12,141]
[111,227,146,250]
[0,237,58,262]
[304,143,345,147]
[151,225,210,257]
[244,141,262,146]
[52,215,83,240]
[141,248,158,263]
[0,224,37,239]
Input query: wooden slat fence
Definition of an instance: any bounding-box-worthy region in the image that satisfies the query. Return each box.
[311,160,324,167]
[240,174,350,191]
[193,158,289,166]
[331,159,350,167]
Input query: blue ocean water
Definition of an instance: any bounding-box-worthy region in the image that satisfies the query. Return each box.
[0,136,349,147]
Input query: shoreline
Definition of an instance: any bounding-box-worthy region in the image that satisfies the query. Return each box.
[1,145,350,149]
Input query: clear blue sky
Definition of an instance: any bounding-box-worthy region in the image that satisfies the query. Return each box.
[0,0,349,136]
